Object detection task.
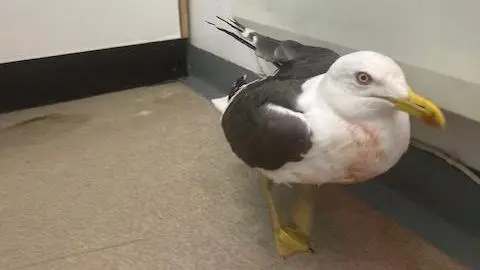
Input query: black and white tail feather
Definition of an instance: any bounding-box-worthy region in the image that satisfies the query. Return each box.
[208,16,340,113]
[208,16,287,113]
[206,16,295,69]
[205,17,257,52]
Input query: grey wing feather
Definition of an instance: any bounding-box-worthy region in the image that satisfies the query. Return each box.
[208,17,340,78]
[275,43,340,79]
[221,79,313,170]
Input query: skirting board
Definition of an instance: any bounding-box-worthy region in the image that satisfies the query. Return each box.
[186,45,480,269]
[0,39,188,113]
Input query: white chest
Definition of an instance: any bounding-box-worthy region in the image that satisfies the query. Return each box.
[261,111,410,185]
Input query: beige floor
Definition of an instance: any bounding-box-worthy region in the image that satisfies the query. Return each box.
[0,82,465,270]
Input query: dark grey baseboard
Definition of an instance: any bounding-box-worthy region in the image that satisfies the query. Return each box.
[186,45,480,269]
[0,39,188,113]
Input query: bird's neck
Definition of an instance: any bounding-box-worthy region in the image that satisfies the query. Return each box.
[297,74,325,111]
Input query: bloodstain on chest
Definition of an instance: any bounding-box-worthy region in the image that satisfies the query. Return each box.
[344,124,386,183]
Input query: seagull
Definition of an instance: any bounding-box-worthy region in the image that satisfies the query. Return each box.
[209,17,446,257]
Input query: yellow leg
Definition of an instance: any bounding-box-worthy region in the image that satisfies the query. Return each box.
[292,184,315,238]
[263,178,313,257]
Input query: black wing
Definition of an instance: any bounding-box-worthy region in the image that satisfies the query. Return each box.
[221,78,313,170]
[207,17,340,79]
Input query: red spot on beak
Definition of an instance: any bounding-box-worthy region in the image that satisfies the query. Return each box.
[421,116,438,127]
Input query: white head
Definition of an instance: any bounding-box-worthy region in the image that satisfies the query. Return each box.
[320,51,445,127]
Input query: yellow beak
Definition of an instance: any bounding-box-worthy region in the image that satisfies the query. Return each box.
[392,90,446,128]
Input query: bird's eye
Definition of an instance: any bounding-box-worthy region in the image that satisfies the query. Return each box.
[355,72,372,85]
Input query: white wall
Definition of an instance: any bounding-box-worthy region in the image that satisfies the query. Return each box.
[0,0,180,63]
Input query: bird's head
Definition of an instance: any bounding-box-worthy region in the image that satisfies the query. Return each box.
[321,51,445,128]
